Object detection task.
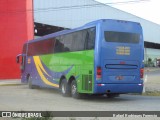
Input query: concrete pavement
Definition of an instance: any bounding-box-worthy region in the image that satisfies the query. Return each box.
[0,79,21,86]
[144,67,160,72]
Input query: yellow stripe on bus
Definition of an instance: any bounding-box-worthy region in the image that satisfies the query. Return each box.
[33,56,59,88]
[34,56,51,77]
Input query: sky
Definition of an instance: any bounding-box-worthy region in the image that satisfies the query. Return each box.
[95,0,160,25]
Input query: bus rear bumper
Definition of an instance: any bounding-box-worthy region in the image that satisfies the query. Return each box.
[94,83,143,94]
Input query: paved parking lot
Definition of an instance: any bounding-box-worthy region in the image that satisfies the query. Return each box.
[144,69,160,92]
[0,68,160,114]
[0,84,160,112]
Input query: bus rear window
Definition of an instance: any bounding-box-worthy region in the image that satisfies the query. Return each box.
[104,31,140,43]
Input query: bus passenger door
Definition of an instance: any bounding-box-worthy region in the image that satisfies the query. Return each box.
[16,54,26,72]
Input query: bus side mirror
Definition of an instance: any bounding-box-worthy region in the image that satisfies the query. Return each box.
[16,54,22,63]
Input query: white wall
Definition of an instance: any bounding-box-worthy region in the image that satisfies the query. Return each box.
[34,0,160,44]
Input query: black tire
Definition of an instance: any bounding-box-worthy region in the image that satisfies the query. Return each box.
[71,80,82,99]
[60,79,70,97]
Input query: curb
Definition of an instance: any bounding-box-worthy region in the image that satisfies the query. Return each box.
[0,80,22,86]
[144,68,160,72]
[0,83,22,86]
[142,91,160,96]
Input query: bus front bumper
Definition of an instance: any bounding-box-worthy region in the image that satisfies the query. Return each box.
[94,83,143,94]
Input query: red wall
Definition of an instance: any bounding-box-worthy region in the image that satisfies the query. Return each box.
[0,0,33,79]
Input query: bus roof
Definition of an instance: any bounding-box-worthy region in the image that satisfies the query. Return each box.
[27,20,99,44]
[27,19,141,44]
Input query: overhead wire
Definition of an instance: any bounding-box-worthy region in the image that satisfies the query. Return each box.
[0,0,150,14]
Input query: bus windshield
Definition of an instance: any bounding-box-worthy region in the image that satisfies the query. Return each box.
[104,31,140,43]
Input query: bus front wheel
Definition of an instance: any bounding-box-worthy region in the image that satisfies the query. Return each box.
[28,76,34,89]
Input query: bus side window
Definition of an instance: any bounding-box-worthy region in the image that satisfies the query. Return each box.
[84,27,96,50]
[72,31,85,51]
[63,34,72,52]
[54,37,65,53]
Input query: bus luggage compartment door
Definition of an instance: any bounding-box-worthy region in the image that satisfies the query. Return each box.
[102,60,139,84]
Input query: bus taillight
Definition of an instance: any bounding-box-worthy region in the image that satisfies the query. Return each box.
[140,68,144,79]
[96,66,102,79]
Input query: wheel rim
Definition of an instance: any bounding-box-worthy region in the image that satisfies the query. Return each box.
[71,82,76,95]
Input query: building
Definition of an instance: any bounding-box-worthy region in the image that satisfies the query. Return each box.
[34,0,160,67]
[0,0,33,79]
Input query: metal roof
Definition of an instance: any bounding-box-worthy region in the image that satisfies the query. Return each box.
[34,0,160,44]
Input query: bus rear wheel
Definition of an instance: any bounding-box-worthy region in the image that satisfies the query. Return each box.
[71,80,82,99]
[60,79,70,97]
